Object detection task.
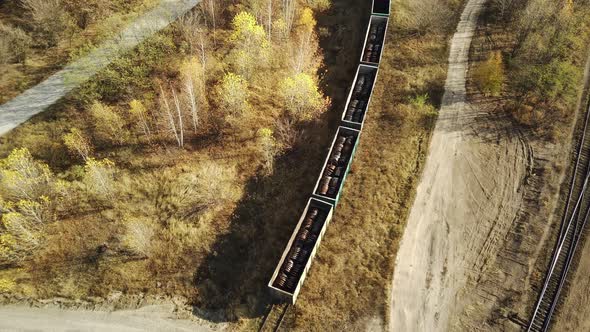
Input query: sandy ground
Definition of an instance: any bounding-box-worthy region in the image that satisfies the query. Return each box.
[0,304,226,332]
[0,0,200,136]
[389,0,590,330]
[389,0,534,330]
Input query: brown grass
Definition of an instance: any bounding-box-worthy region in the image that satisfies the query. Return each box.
[0,2,331,325]
[281,2,467,331]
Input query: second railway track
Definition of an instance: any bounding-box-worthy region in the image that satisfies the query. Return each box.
[528,97,590,331]
[259,303,290,332]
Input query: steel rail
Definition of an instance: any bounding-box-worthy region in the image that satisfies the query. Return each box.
[527,100,590,331]
[259,303,290,332]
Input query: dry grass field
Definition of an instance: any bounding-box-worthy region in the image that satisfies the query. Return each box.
[283,0,467,330]
[0,1,340,327]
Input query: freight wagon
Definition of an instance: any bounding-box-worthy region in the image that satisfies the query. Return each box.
[268,198,334,304]
[372,0,391,16]
[341,64,379,130]
[312,126,361,206]
[361,15,389,66]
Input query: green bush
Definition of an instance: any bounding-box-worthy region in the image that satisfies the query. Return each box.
[0,23,32,65]
[473,51,504,96]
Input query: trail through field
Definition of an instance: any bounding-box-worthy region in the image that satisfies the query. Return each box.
[388,0,534,330]
[0,0,199,136]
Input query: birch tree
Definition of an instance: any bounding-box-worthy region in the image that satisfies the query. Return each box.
[257,128,277,175]
[0,148,53,201]
[159,85,185,147]
[282,0,297,36]
[216,73,249,127]
[129,100,152,141]
[179,11,208,70]
[180,58,207,135]
[172,89,185,148]
[279,73,325,121]
[83,158,116,200]
[63,127,93,161]
[229,11,270,77]
[292,7,316,73]
[202,0,220,44]
[90,101,128,145]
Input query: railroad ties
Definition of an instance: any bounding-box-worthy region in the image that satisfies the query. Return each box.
[259,303,290,332]
[527,95,590,331]
[265,0,391,317]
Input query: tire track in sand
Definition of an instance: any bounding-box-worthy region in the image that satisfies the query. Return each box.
[388,0,532,330]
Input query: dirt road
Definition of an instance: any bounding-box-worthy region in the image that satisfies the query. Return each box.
[0,304,225,332]
[0,0,199,136]
[388,0,535,330]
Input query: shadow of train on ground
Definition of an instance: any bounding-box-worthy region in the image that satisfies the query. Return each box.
[190,0,370,323]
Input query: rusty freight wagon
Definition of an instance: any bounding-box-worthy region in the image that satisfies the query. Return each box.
[361,15,389,66]
[341,64,379,130]
[312,126,361,205]
[268,198,334,304]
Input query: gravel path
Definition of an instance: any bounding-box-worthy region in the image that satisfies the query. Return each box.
[388,0,532,330]
[0,304,224,332]
[0,0,199,136]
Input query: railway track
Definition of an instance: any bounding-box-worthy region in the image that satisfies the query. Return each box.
[259,303,290,332]
[527,100,590,331]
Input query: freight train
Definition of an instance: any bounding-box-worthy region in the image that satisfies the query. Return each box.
[268,0,391,304]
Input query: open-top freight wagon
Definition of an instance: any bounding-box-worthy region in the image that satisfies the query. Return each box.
[268,198,334,304]
[312,126,361,206]
[372,0,391,16]
[341,64,379,130]
[361,15,389,66]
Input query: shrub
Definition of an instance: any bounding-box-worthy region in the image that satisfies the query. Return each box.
[0,278,16,293]
[216,72,249,127]
[395,0,455,34]
[123,217,155,257]
[20,0,75,48]
[280,73,326,121]
[0,23,32,65]
[83,158,116,200]
[89,101,129,145]
[63,128,93,161]
[304,0,330,11]
[0,212,41,264]
[473,51,505,96]
[0,148,53,201]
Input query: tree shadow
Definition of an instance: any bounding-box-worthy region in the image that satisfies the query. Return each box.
[190,0,368,323]
[316,0,371,110]
[191,114,335,322]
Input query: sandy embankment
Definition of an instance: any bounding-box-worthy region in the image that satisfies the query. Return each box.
[388,0,535,330]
